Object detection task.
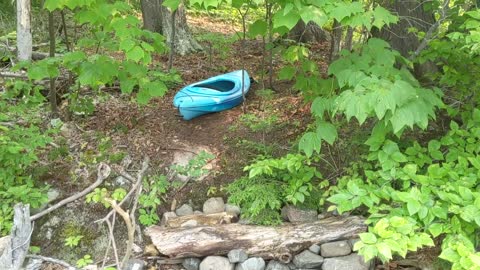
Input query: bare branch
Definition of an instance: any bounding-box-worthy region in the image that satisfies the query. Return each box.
[31,163,111,221]
[25,255,79,270]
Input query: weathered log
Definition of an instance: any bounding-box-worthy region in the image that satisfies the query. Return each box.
[166,212,235,228]
[146,216,366,263]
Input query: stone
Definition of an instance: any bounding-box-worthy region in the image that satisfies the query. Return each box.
[194,210,203,215]
[123,259,145,270]
[225,204,241,216]
[309,244,321,254]
[322,254,369,270]
[200,256,234,270]
[183,258,201,270]
[236,257,266,270]
[238,218,252,225]
[348,238,360,249]
[317,214,327,220]
[161,211,177,226]
[265,260,290,270]
[320,240,351,257]
[228,249,248,263]
[281,205,317,223]
[181,220,198,227]
[203,197,225,214]
[83,265,98,270]
[176,204,194,216]
[114,176,129,187]
[293,250,324,268]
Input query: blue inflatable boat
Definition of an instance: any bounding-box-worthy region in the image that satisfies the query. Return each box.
[173,70,251,120]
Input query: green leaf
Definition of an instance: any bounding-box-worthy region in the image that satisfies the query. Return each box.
[126,46,145,62]
[376,242,393,261]
[248,20,268,37]
[298,132,321,157]
[273,10,300,30]
[360,232,377,244]
[316,121,337,145]
[162,0,181,11]
[428,223,444,237]
[278,66,296,81]
[407,200,421,215]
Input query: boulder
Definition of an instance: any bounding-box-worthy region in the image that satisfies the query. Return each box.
[292,250,324,268]
[322,254,369,270]
[308,244,321,254]
[203,197,225,214]
[236,257,266,270]
[320,241,351,257]
[183,258,201,270]
[225,204,241,216]
[228,249,248,263]
[176,204,194,216]
[281,205,317,223]
[181,220,198,228]
[200,256,234,270]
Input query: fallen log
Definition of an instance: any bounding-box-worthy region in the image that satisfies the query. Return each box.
[146,216,366,263]
[166,212,235,228]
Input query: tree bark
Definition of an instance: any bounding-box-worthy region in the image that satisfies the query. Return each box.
[140,0,201,55]
[16,0,32,61]
[146,216,366,262]
[288,21,330,43]
[48,11,58,117]
[372,0,437,77]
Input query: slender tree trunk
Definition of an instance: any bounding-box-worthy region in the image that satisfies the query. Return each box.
[329,20,342,62]
[48,12,58,116]
[168,9,177,70]
[267,0,274,90]
[60,11,70,52]
[16,0,32,61]
[344,27,354,51]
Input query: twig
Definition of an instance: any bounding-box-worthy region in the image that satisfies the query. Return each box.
[25,255,79,270]
[105,199,135,269]
[30,163,111,221]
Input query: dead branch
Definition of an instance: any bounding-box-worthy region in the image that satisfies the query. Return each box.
[105,199,135,269]
[30,163,111,221]
[25,254,79,270]
[0,204,31,270]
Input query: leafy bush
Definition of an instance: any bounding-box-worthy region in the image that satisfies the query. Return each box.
[328,109,480,268]
[0,98,51,235]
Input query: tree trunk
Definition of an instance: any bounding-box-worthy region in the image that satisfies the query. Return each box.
[344,27,354,51]
[48,11,58,116]
[288,21,331,43]
[373,0,437,77]
[146,216,366,263]
[16,0,32,61]
[140,0,201,55]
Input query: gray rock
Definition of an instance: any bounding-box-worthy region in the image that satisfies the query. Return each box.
[114,176,129,186]
[123,259,145,270]
[160,211,177,225]
[309,244,321,254]
[203,197,225,214]
[348,238,360,249]
[320,241,351,257]
[183,258,201,270]
[176,204,194,216]
[238,218,253,225]
[293,250,324,268]
[25,258,43,270]
[225,204,241,216]
[265,260,290,270]
[281,205,317,223]
[181,220,198,227]
[200,256,234,270]
[228,249,248,263]
[194,210,203,215]
[322,254,369,270]
[317,213,327,220]
[236,257,266,270]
